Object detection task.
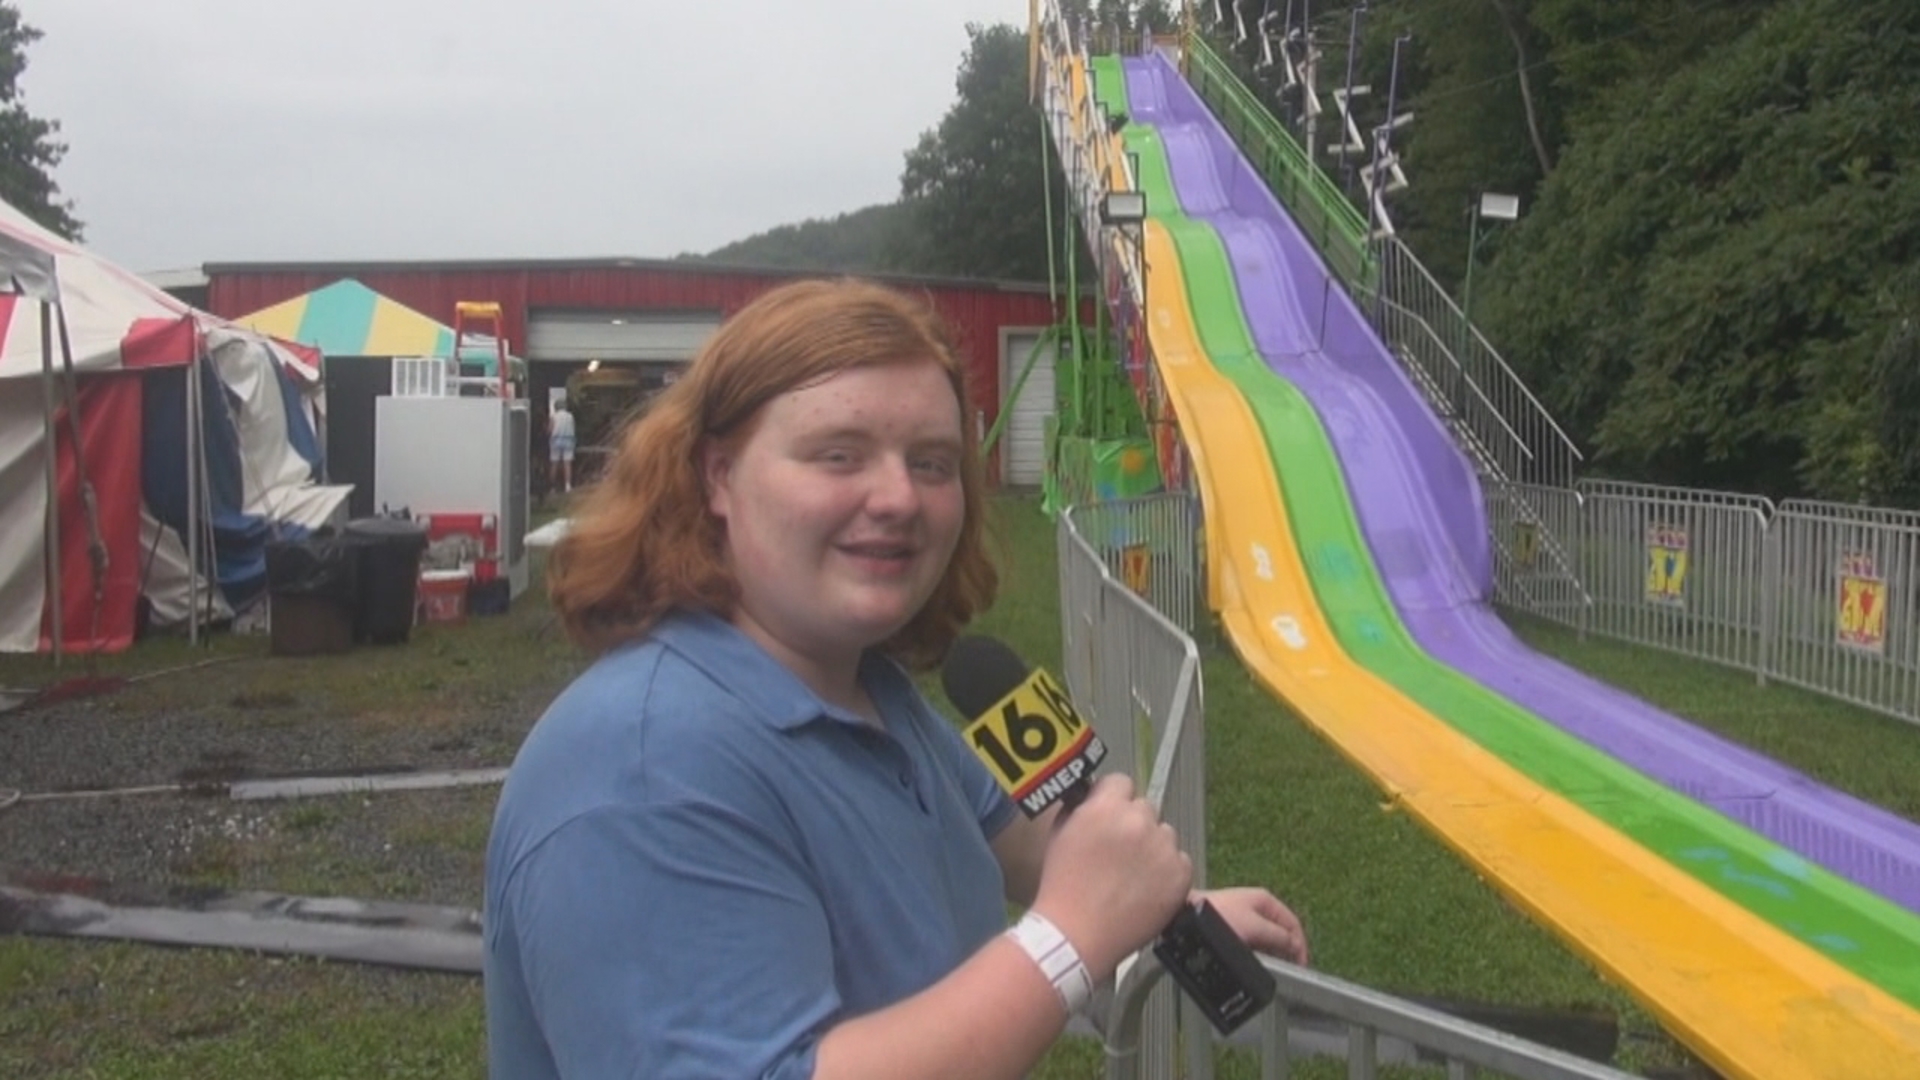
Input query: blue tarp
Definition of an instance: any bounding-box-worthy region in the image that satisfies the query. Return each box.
[274,358,323,475]
[141,358,311,613]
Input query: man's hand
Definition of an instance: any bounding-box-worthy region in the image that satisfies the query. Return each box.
[1195,886,1309,966]
[1030,774,1193,981]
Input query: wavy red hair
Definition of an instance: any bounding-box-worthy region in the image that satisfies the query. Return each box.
[545,277,1000,669]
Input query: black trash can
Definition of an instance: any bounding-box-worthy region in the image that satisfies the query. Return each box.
[345,516,431,645]
[265,535,361,656]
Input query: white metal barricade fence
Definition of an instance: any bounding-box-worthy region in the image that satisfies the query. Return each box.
[1067,493,1202,637]
[1475,481,1920,727]
[1101,950,1642,1080]
[1484,479,1593,634]
[1577,480,1776,676]
[1764,499,1920,721]
[1060,496,1210,1080]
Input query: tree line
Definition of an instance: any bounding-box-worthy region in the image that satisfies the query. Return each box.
[1275,0,1920,504]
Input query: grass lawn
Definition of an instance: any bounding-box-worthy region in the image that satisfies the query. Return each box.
[2,494,1913,1078]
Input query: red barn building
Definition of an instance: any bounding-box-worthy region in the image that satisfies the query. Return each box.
[198,258,1087,491]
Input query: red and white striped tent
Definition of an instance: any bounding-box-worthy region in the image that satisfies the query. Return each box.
[0,196,345,655]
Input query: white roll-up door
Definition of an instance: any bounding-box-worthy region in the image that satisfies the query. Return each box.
[526,311,721,363]
[1001,330,1057,487]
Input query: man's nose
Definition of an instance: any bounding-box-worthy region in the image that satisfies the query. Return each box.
[865,455,920,516]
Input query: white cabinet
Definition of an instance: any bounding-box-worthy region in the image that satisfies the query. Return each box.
[374,396,531,599]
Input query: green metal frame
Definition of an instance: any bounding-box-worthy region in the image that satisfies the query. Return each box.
[1183,35,1379,297]
[980,112,1158,515]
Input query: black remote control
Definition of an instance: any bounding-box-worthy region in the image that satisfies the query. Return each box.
[1150,899,1278,1035]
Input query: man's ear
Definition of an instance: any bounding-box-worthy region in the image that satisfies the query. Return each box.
[701,440,732,518]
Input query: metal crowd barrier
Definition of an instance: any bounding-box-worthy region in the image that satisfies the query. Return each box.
[1066,493,1202,636]
[1578,480,1775,676]
[1484,479,1593,634]
[1478,480,1920,727]
[1765,498,1920,721]
[1104,949,1640,1080]
[1059,493,1209,1080]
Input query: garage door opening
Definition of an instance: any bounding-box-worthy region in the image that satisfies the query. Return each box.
[526,311,720,493]
[1000,329,1058,488]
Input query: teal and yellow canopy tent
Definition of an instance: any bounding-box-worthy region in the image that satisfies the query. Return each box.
[235,278,525,378]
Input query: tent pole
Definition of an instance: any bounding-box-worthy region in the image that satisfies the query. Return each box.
[39,301,62,666]
[186,355,200,646]
[197,360,217,643]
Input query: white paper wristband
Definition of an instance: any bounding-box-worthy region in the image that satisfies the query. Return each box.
[1005,910,1094,1015]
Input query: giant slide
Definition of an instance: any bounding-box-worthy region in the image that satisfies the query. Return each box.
[1068,48,1920,1078]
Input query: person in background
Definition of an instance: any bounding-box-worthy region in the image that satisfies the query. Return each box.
[547,398,576,495]
[484,278,1309,1080]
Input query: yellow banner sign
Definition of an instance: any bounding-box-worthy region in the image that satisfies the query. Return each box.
[1645,524,1689,608]
[1121,543,1152,597]
[1514,521,1540,568]
[1836,552,1888,655]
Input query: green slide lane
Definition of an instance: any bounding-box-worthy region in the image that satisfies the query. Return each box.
[1097,90,1920,1008]
[1089,56,1129,124]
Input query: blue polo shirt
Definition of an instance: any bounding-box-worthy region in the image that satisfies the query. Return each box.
[483,609,1020,1079]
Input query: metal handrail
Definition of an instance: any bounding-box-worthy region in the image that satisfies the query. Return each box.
[1378,294,1535,464]
[1378,236,1585,472]
[1103,951,1637,1080]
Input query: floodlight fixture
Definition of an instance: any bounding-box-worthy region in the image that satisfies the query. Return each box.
[1479,192,1520,221]
[1102,191,1147,225]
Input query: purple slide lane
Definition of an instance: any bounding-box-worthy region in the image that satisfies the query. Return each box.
[1121,53,1920,913]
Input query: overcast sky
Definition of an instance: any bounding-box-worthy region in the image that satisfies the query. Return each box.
[23,0,1026,273]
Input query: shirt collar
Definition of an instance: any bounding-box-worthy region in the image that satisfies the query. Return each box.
[650,608,917,733]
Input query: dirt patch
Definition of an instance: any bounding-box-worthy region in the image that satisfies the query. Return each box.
[0,554,575,899]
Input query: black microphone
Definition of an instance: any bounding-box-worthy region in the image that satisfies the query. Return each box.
[940,635,1277,1034]
[941,635,1107,818]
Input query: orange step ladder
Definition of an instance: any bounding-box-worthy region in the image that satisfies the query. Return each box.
[451,300,512,398]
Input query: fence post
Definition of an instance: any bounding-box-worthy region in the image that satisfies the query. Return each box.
[1576,488,1591,643]
[1758,517,1779,688]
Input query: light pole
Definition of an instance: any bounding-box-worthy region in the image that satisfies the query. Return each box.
[1461,191,1519,354]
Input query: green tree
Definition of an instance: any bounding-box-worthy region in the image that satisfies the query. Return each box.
[1802,266,1920,504]
[1135,0,1177,34]
[1193,1,1769,289]
[0,3,78,239]
[1121,0,1920,501]
[1528,0,1768,133]
[1479,0,1920,498]
[1364,0,1553,293]
[890,22,1081,285]
[1866,289,1920,506]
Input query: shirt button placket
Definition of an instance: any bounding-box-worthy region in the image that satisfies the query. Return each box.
[892,749,931,815]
